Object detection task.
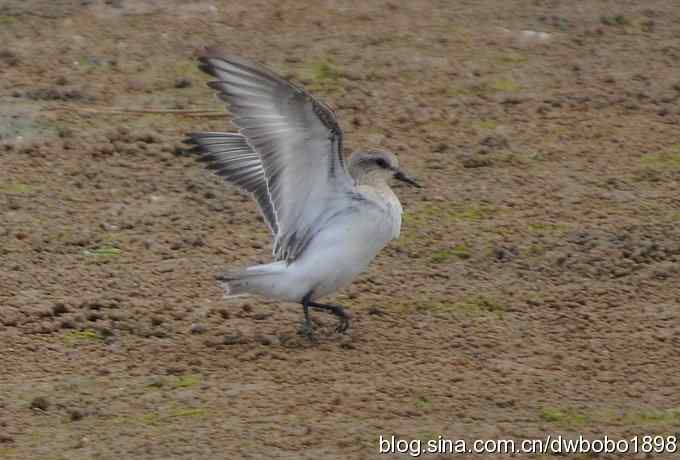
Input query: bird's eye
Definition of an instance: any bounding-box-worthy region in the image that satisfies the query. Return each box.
[376,159,388,168]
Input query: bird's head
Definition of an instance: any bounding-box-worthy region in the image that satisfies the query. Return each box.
[348,150,421,188]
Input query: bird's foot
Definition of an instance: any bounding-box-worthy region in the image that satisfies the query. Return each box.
[301,293,351,339]
[299,318,317,342]
[308,301,351,334]
[334,308,351,334]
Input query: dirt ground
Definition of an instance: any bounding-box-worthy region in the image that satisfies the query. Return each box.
[1,0,680,459]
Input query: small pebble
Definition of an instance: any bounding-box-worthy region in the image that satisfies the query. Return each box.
[190,323,207,334]
[30,397,50,411]
[174,78,192,89]
[60,319,77,330]
[367,307,385,316]
[52,302,69,316]
[223,335,242,345]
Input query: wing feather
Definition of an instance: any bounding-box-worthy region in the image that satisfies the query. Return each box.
[198,53,353,262]
[185,132,279,235]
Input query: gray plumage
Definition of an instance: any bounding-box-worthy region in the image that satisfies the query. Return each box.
[196,53,350,263]
[185,132,278,234]
[184,53,420,336]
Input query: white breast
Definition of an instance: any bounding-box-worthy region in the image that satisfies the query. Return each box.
[357,183,403,240]
[385,197,402,239]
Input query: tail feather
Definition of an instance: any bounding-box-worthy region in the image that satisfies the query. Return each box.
[216,262,287,298]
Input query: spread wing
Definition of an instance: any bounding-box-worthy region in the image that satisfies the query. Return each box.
[184,131,278,235]
[198,53,354,262]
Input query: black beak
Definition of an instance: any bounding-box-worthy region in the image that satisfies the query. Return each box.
[394,170,422,188]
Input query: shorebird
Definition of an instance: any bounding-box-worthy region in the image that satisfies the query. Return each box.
[185,52,420,339]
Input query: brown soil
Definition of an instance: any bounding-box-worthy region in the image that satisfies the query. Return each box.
[1,1,679,459]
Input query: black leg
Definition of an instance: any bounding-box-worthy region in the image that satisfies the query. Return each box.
[308,301,351,333]
[299,294,316,341]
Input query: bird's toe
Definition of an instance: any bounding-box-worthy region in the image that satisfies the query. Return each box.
[335,316,350,334]
[299,321,317,342]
